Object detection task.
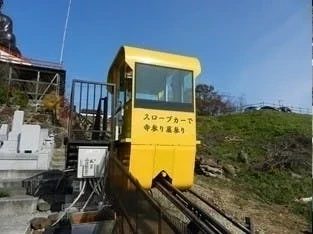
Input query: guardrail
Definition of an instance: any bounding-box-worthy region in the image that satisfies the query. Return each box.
[241,102,311,115]
[212,102,311,116]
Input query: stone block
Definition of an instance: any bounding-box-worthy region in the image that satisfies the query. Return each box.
[12,110,24,133]
[37,198,51,211]
[37,152,49,170]
[0,158,38,170]
[0,124,8,141]
[30,217,52,230]
[1,140,18,153]
[39,129,48,145]
[8,131,20,141]
[19,125,40,153]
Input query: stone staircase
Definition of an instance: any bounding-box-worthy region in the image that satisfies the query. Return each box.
[0,170,44,234]
[49,148,65,170]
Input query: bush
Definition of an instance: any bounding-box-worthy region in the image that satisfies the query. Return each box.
[0,83,8,104]
[11,89,29,107]
[0,189,9,197]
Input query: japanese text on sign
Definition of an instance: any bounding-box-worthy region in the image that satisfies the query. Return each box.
[143,124,185,134]
[143,114,193,124]
[143,113,193,134]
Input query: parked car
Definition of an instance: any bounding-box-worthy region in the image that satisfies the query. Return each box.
[244,106,258,112]
[259,106,278,111]
[278,106,292,113]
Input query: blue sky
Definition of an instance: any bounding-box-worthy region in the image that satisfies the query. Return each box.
[5,0,311,108]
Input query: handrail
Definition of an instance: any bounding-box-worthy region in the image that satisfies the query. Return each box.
[110,156,181,233]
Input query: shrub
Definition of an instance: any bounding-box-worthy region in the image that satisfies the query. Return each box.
[11,89,29,107]
[0,82,8,104]
[0,189,9,197]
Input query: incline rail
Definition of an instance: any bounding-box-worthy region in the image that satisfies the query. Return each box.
[187,189,251,233]
[154,179,231,234]
[154,178,254,234]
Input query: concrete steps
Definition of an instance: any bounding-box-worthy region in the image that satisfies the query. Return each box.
[0,178,23,189]
[0,170,49,234]
[0,195,38,216]
[50,148,65,170]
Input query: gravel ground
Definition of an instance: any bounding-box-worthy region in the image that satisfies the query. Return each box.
[150,185,246,234]
[185,184,246,234]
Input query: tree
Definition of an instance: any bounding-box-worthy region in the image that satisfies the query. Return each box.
[236,94,247,112]
[196,84,217,115]
[196,83,234,115]
[0,63,19,106]
[42,92,62,124]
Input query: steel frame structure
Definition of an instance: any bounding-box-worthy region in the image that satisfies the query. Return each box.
[0,54,65,108]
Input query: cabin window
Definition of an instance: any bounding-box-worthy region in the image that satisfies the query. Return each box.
[135,63,193,112]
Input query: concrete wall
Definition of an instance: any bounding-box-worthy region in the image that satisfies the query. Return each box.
[0,159,38,170]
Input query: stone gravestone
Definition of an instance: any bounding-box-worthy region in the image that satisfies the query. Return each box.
[0,124,8,141]
[39,129,48,146]
[19,125,40,153]
[8,110,24,141]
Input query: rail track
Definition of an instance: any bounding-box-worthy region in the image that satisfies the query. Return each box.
[153,178,254,234]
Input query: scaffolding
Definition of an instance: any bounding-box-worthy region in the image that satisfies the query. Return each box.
[0,53,66,108]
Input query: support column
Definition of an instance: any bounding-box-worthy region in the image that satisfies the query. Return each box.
[35,71,40,111]
[7,66,12,100]
[56,73,60,96]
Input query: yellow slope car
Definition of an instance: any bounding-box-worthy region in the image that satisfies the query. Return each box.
[108,45,201,189]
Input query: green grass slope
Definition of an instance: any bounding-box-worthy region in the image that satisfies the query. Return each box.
[197,110,312,220]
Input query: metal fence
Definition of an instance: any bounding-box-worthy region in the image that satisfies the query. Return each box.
[242,102,311,115]
[68,79,116,142]
[214,102,311,116]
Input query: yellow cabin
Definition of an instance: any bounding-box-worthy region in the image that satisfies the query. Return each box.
[108,46,201,189]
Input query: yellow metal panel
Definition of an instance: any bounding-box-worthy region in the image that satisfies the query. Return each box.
[124,46,201,78]
[107,45,201,84]
[172,146,196,189]
[131,109,197,146]
[129,144,154,189]
[152,145,175,179]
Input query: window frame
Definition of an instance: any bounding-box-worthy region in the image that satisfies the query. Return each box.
[134,62,194,112]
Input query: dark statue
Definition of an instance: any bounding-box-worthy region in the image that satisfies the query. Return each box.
[0,0,20,55]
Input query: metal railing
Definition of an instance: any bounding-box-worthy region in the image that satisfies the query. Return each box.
[208,102,311,116]
[109,156,186,233]
[68,79,116,142]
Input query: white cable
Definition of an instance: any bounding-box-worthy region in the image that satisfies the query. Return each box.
[52,180,86,226]
[82,177,104,211]
[89,179,100,196]
[59,0,72,63]
[81,188,95,211]
[94,178,102,195]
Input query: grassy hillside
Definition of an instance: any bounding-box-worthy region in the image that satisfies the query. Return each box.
[197,110,312,222]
